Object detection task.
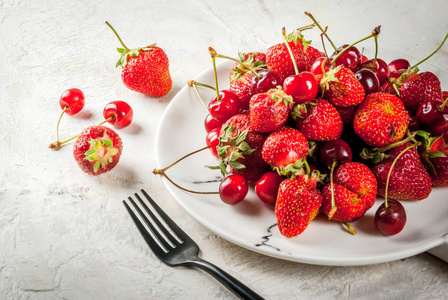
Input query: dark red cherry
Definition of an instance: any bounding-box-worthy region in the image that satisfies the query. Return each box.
[283,71,318,104]
[205,127,221,158]
[204,114,224,133]
[103,100,133,128]
[416,100,448,136]
[331,45,362,72]
[59,88,85,115]
[360,58,389,85]
[251,69,283,94]
[388,59,411,79]
[255,171,284,205]
[318,139,353,169]
[375,199,407,236]
[208,90,241,122]
[309,57,331,75]
[219,174,248,205]
[355,68,380,95]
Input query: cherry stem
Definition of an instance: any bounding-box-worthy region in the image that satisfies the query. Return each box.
[328,160,337,220]
[439,95,448,111]
[320,26,330,59]
[56,106,67,142]
[330,26,381,66]
[384,142,420,208]
[209,47,221,101]
[212,51,262,79]
[304,11,338,52]
[412,31,448,70]
[342,222,357,235]
[188,80,212,111]
[282,27,300,75]
[105,21,130,52]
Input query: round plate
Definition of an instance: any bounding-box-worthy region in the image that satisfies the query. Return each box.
[155,48,448,266]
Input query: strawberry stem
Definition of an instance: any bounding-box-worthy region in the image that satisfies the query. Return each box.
[209,47,221,101]
[282,27,300,75]
[411,31,448,70]
[105,21,130,52]
[212,52,262,79]
[304,11,338,52]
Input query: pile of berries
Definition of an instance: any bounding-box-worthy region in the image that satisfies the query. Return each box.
[160,14,448,238]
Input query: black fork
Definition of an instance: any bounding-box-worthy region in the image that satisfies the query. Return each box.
[123,189,264,300]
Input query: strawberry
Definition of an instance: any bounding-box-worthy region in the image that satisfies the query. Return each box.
[321,66,365,107]
[73,125,123,175]
[294,98,343,141]
[353,92,410,147]
[372,142,432,200]
[229,73,255,111]
[305,46,325,70]
[321,162,377,222]
[419,133,448,187]
[261,126,309,175]
[399,72,443,114]
[106,22,172,97]
[249,87,293,133]
[275,174,322,237]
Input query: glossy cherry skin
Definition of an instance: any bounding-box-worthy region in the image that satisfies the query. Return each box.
[255,171,284,205]
[360,58,389,85]
[416,100,448,136]
[283,71,318,104]
[309,57,331,75]
[59,88,85,115]
[331,45,362,72]
[219,174,249,205]
[103,101,133,128]
[318,139,353,169]
[205,127,221,158]
[388,58,411,79]
[204,114,224,133]
[208,90,241,122]
[355,68,380,95]
[375,199,407,236]
[251,69,283,94]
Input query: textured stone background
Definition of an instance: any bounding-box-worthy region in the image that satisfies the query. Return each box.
[1,0,448,299]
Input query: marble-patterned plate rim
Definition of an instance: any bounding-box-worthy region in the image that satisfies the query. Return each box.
[154,47,448,266]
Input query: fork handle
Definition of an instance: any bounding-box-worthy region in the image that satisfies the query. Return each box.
[189,258,264,300]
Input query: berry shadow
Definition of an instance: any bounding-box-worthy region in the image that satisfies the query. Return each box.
[72,109,93,120]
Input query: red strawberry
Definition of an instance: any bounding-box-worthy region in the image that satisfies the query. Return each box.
[249,88,293,132]
[420,134,448,187]
[305,46,325,70]
[261,126,309,175]
[334,104,358,126]
[353,92,410,147]
[321,66,365,107]
[275,175,322,237]
[372,142,432,200]
[73,125,123,175]
[321,162,377,222]
[294,99,343,141]
[399,72,443,114]
[106,22,172,97]
[229,52,266,80]
[229,73,255,110]
[378,81,398,96]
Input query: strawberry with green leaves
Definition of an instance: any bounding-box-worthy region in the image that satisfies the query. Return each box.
[419,133,448,187]
[321,66,365,107]
[106,22,172,97]
[73,125,123,176]
[353,92,410,147]
[275,173,322,237]
[294,98,343,141]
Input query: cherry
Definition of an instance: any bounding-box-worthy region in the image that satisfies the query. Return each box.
[60,88,85,115]
[375,199,407,236]
[309,57,331,75]
[103,101,133,128]
[204,114,224,133]
[318,139,353,169]
[360,58,389,85]
[355,68,380,95]
[219,174,248,205]
[208,90,241,122]
[255,171,284,205]
[416,98,448,136]
[387,58,411,79]
[283,71,318,104]
[331,45,362,72]
[205,127,221,158]
[251,69,283,94]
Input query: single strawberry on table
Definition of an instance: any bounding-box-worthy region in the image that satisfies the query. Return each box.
[73,125,123,175]
[106,21,172,97]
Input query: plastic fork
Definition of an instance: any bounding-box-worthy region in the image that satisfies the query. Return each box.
[123,189,264,300]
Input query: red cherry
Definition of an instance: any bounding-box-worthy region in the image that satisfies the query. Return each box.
[355,68,380,95]
[309,57,331,75]
[318,139,353,169]
[416,100,448,136]
[251,69,283,94]
[375,199,407,236]
[283,71,318,104]
[219,174,248,205]
[255,171,284,205]
[388,58,411,79]
[208,90,241,122]
[206,127,221,158]
[204,114,224,133]
[60,88,85,115]
[360,58,390,85]
[103,101,133,128]
[331,45,362,72]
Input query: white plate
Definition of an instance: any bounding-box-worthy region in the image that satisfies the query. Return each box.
[155,48,448,266]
